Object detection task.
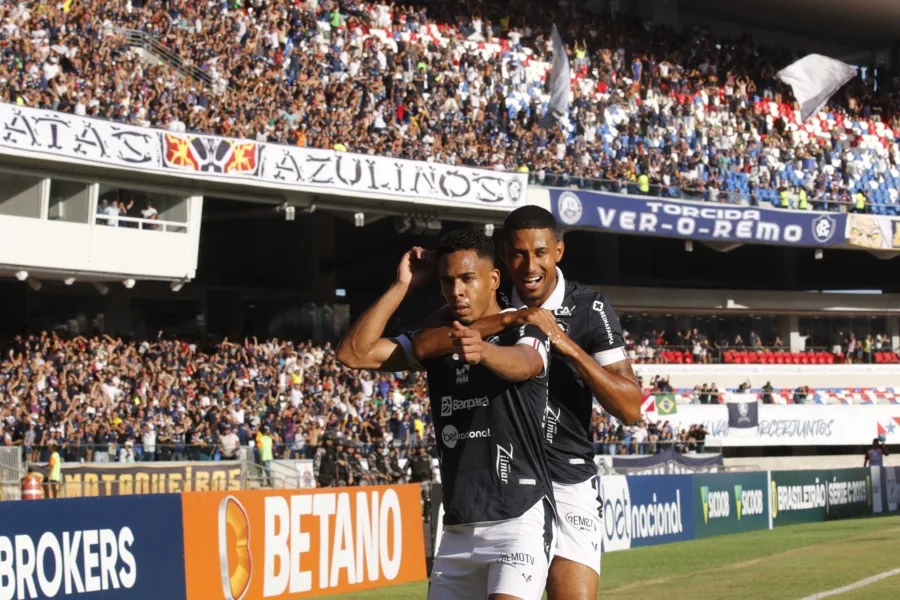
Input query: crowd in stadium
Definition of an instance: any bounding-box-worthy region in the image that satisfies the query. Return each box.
[0,331,715,465]
[625,327,897,364]
[5,0,900,213]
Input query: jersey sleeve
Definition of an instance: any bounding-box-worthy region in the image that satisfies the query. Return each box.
[508,323,550,378]
[584,294,629,366]
[390,329,425,372]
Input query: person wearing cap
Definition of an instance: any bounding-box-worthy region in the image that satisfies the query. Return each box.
[314,431,338,488]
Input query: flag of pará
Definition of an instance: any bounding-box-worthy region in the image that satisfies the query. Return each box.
[727,399,759,433]
[776,54,856,123]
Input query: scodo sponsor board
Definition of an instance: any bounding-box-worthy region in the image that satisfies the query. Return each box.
[180,485,427,600]
[693,472,769,539]
[0,495,186,600]
[599,474,694,552]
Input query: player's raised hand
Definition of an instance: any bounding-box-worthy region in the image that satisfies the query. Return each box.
[450,321,484,364]
[517,308,577,357]
[396,246,435,290]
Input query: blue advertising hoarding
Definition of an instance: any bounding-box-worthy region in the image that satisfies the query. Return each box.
[0,495,187,600]
[550,189,845,247]
[599,474,695,552]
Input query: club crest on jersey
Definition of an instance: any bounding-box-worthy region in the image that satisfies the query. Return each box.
[553,306,574,317]
[486,335,500,345]
[557,320,570,335]
[455,363,470,384]
[496,443,514,484]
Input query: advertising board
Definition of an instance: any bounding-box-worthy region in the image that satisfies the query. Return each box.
[692,472,770,539]
[0,495,187,600]
[825,468,872,521]
[551,189,844,247]
[599,474,694,552]
[770,469,830,527]
[61,462,243,497]
[180,485,427,600]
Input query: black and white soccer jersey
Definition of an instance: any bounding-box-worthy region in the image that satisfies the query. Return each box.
[395,323,554,526]
[505,268,628,485]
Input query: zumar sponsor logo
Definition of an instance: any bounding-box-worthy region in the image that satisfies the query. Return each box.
[440,395,489,417]
[258,490,404,596]
[0,528,137,599]
[565,513,598,532]
[441,425,490,449]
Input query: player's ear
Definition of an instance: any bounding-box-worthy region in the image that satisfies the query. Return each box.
[555,233,565,262]
[490,268,501,291]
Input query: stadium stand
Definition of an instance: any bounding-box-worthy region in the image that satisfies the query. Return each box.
[659,386,900,405]
[4,1,899,213]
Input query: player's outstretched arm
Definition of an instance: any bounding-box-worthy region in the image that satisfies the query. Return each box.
[336,247,432,372]
[411,309,514,362]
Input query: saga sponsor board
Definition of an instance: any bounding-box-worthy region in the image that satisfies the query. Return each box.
[0,495,186,600]
[181,485,426,600]
[551,189,844,247]
[599,474,694,552]
[693,472,769,538]
[61,462,243,497]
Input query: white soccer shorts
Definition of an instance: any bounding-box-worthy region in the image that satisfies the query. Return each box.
[553,477,603,576]
[429,497,557,600]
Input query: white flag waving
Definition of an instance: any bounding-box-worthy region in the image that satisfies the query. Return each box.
[539,24,572,129]
[776,54,856,123]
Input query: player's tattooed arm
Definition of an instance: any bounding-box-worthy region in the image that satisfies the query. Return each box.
[411,308,515,363]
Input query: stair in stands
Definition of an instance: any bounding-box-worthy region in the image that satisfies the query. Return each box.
[119,28,227,94]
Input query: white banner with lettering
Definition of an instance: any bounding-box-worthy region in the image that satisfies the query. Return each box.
[660,404,900,446]
[0,103,527,209]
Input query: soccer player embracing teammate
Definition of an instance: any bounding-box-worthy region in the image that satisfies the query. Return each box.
[338,206,641,600]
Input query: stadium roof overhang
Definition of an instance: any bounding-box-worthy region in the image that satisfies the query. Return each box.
[680,0,900,48]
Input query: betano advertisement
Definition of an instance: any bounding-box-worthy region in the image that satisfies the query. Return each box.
[692,472,770,538]
[181,485,427,600]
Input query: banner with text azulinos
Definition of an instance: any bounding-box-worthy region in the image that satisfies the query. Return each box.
[181,485,427,600]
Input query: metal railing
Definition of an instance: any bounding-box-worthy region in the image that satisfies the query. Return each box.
[534,175,885,214]
[94,213,187,233]
[119,28,225,93]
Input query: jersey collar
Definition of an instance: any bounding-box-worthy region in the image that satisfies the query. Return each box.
[510,267,566,311]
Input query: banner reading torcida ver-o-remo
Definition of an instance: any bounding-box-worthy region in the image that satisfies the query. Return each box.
[181,485,427,600]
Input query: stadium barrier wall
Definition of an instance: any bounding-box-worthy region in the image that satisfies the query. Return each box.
[60,462,244,497]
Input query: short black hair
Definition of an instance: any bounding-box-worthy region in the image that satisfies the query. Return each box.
[502,205,559,240]
[436,228,495,264]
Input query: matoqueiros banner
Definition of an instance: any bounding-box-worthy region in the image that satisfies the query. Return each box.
[551,189,845,247]
[0,103,526,209]
[60,462,244,497]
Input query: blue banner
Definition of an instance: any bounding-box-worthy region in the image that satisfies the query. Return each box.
[612,449,724,475]
[0,495,187,600]
[599,474,695,552]
[551,189,845,247]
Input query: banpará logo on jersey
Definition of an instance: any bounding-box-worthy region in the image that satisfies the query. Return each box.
[557,192,583,226]
[455,363,470,385]
[496,444,513,484]
[440,395,489,417]
[553,306,574,317]
[565,513,598,532]
[734,485,765,520]
[441,425,490,449]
